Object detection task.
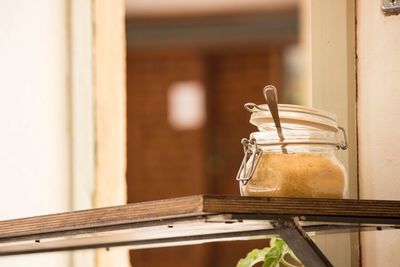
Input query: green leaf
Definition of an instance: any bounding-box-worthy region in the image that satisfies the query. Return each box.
[263,244,282,267]
[270,238,286,251]
[281,254,303,267]
[236,238,304,267]
[236,247,271,267]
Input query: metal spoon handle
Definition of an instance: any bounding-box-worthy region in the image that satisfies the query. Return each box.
[263,85,288,154]
[263,85,284,141]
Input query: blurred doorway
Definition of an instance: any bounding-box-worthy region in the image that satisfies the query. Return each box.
[125,3,299,266]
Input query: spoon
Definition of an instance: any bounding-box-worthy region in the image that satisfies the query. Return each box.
[263,85,288,154]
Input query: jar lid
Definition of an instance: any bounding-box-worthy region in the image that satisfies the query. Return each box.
[246,103,339,132]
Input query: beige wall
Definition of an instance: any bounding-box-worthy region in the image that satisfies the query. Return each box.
[357,0,400,266]
[0,0,71,266]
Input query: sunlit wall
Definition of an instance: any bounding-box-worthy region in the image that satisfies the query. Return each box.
[0,1,71,266]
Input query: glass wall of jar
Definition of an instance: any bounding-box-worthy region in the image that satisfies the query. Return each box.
[236,104,348,199]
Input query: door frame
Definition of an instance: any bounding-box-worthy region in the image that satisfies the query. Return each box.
[300,0,358,266]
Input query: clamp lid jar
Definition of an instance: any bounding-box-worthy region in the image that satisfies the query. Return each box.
[236,90,349,199]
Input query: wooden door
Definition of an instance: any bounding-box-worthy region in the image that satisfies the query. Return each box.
[126,47,284,267]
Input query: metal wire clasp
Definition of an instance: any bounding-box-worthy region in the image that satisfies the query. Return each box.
[235,138,263,185]
[244,102,267,112]
[337,126,348,150]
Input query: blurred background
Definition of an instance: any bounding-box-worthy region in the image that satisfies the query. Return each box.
[124,0,304,266]
[3,0,398,266]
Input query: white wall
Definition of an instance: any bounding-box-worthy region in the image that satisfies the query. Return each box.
[0,0,71,266]
[357,0,400,266]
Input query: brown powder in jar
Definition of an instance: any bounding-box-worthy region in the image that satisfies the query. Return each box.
[241,153,345,198]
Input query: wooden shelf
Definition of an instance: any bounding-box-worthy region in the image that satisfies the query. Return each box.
[1,195,400,266]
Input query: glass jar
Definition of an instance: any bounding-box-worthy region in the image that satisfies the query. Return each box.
[236,104,349,199]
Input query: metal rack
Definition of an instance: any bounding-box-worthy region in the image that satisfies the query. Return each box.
[1,195,400,267]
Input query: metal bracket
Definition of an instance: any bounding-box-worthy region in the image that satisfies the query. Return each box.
[382,0,400,15]
[274,217,334,267]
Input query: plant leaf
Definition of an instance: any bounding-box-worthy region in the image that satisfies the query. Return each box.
[281,254,303,267]
[236,247,271,267]
[262,245,282,267]
[236,238,304,267]
[271,237,286,251]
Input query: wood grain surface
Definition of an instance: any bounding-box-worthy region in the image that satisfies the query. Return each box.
[0,195,204,240]
[202,195,400,217]
[1,195,400,256]
[2,195,400,240]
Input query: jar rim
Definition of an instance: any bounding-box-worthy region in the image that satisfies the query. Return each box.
[249,131,340,148]
[248,104,339,132]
